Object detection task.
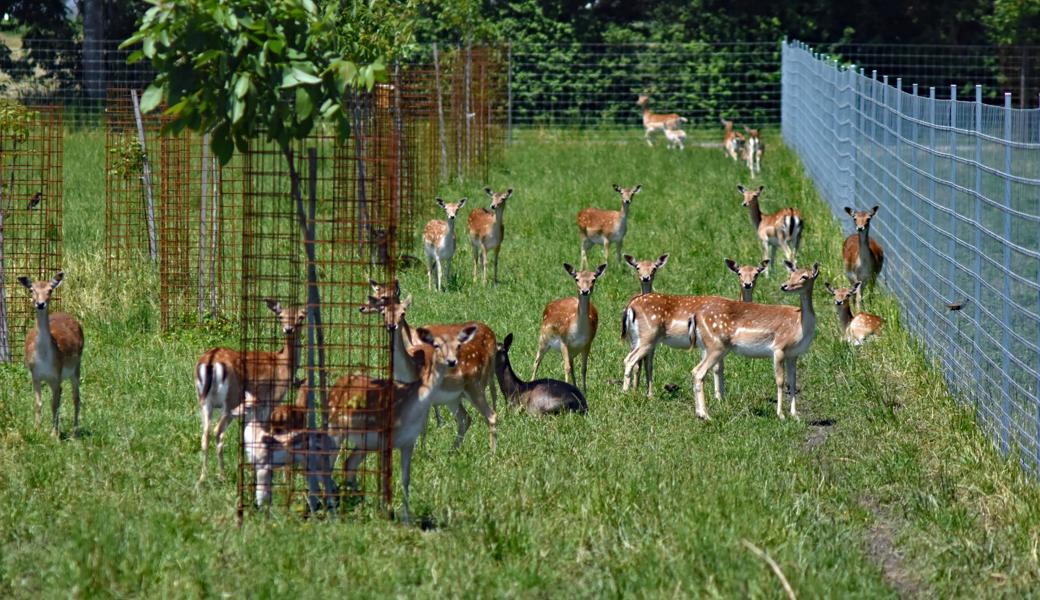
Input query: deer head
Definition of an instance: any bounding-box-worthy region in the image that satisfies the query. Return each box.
[18,272,64,310]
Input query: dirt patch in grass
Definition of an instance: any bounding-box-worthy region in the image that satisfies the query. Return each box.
[802,419,834,452]
[860,495,925,598]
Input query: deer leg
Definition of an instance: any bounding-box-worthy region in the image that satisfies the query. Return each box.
[198,402,212,484]
[645,128,654,147]
[49,381,62,437]
[464,381,497,452]
[492,246,501,284]
[785,357,799,419]
[713,359,725,401]
[691,349,725,420]
[602,239,610,265]
[71,367,82,432]
[761,239,772,275]
[426,257,434,290]
[622,341,652,393]
[255,463,273,507]
[481,245,489,284]
[32,378,43,427]
[448,399,471,450]
[399,443,415,524]
[530,336,549,381]
[443,256,453,290]
[580,348,590,392]
[214,411,235,478]
[773,352,787,420]
[579,237,591,270]
[471,243,480,281]
[561,344,574,385]
[644,348,656,397]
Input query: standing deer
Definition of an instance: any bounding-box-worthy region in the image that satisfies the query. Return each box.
[720,116,745,161]
[622,253,669,387]
[664,127,687,151]
[18,272,84,437]
[495,333,588,415]
[423,197,466,291]
[577,184,640,270]
[193,299,305,483]
[725,259,769,302]
[531,263,606,391]
[825,282,885,345]
[742,127,764,177]
[738,185,802,274]
[842,206,885,311]
[689,261,820,420]
[468,187,513,284]
[637,94,685,146]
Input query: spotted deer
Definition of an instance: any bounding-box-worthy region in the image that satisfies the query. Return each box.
[18,272,84,437]
[742,127,764,177]
[824,282,884,345]
[842,206,885,311]
[689,261,820,420]
[637,94,686,146]
[664,127,687,150]
[193,299,305,483]
[720,116,745,161]
[577,184,640,270]
[423,197,466,291]
[622,253,669,387]
[468,187,513,284]
[725,259,769,302]
[738,185,802,274]
[531,263,606,391]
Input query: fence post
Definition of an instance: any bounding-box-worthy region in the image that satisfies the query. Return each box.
[927,87,937,288]
[1037,92,1040,473]
[1001,92,1013,456]
[949,84,959,357]
[507,43,513,145]
[973,85,985,427]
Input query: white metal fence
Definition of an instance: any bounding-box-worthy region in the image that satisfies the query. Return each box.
[782,40,1040,474]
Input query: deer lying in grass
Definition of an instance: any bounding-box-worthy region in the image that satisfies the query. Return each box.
[18,272,84,437]
[742,127,764,177]
[468,187,513,285]
[689,261,820,420]
[637,94,685,146]
[725,259,769,302]
[194,299,305,483]
[842,206,885,311]
[495,333,587,415]
[738,185,802,274]
[825,282,884,345]
[577,184,640,270]
[622,253,669,387]
[532,263,606,391]
[424,197,466,291]
[720,116,745,161]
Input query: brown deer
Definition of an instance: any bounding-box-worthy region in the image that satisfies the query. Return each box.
[689,261,820,420]
[531,263,606,391]
[495,333,588,415]
[842,206,885,311]
[664,127,687,151]
[468,187,513,285]
[423,197,466,291]
[577,184,640,270]
[637,94,685,146]
[193,299,305,483]
[825,282,884,345]
[738,185,802,274]
[18,272,84,437]
[622,253,669,387]
[720,116,745,161]
[742,127,764,177]
[725,259,769,302]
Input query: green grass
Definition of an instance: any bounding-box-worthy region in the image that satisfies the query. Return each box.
[2,129,1039,597]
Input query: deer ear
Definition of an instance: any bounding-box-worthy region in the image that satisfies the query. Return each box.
[811,262,820,277]
[484,186,493,196]
[458,325,478,345]
[264,298,282,314]
[656,254,669,267]
[393,280,400,296]
[758,259,770,272]
[725,258,739,273]
[17,276,32,289]
[844,206,854,216]
[594,263,608,278]
[436,197,446,208]
[368,278,380,291]
[757,185,764,194]
[632,185,642,194]
[870,205,879,216]
[851,281,862,294]
[783,260,796,273]
[612,184,621,193]
[402,294,413,309]
[623,254,637,268]
[737,184,746,193]
[563,263,576,278]
[457,197,467,207]
[505,188,513,198]
[51,272,65,288]
[503,332,513,351]
[824,281,835,294]
[417,327,436,346]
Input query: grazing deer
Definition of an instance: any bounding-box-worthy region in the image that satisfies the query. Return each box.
[637,94,685,146]
[531,263,606,391]
[720,116,745,161]
[738,185,802,274]
[18,272,84,437]
[423,197,466,291]
[193,299,305,483]
[622,253,669,387]
[664,127,687,150]
[577,184,640,270]
[468,187,513,285]
[495,333,588,415]
[825,282,884,345]
[689,261,820,420]
[725,259,769,302]
[842,206,885,311]
[742,127,764,177]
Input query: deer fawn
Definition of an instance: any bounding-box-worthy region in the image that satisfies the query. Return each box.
[18,272,84,437]
[720,116,745,161]
[532,263,606,391]
[495,333,588,415]
[825,282,884,345]
[664,127,687,150]
[725,259,769,302]
[738,185,802,274]
[742,127,763,177]
[842,206,885,311]
[468,187,513,284]
[423,197,466,291]
[622,253,669,387]
[577,184,640,270]
[637,94,685,146]
[194,299,305,483]
[690,261,820,420]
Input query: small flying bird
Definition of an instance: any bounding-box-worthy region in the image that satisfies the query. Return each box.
[945,298,971,311]
[26,191,42,210]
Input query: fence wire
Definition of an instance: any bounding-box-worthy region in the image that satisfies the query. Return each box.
[782,40,1040,475]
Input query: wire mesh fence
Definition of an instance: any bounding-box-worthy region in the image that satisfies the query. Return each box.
[782,40,1040,475]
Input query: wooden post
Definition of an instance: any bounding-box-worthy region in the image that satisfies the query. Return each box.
[130,89,158,262]
[198,133,209,321]
[433,43,448,182]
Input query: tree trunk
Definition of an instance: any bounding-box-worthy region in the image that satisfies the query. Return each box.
[198,134,209,322]
[433,43,448,182]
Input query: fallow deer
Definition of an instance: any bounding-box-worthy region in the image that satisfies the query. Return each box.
[842,206,885,311]
[825,282,884,345]
[622,253,669,387]
[689,261,820,420]
[423,197,466,291]
[18,272,84,437]
[193,299,305,483]
[664,127,687,151]
[495,333,588,415]
[468,187,513,284]
[577,184,640,270]
[725,258,769,302]
[742,127,764,177]
[531,263,606,391]
[738,185,802,274]
[720,116,745,161]
[637,94,685,146]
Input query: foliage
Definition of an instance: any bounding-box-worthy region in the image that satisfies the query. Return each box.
[106,134,144,180]
[0,99,38,146]
[333,0,420,64]
[985,0,1040,45]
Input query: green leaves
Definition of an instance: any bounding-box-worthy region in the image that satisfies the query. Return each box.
[280,65,323,89]
[140,84,164,114]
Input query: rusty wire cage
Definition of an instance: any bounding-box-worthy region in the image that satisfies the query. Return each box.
[0,103,63,364]
[237,89,398,519]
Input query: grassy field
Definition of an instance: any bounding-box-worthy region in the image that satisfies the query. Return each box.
[1,128,1039,597]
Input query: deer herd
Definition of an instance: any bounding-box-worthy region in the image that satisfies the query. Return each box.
[15,94,888,522]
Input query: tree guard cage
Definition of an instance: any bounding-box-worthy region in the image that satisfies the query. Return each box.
[237,89,397,518]
[0,104,63,364]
